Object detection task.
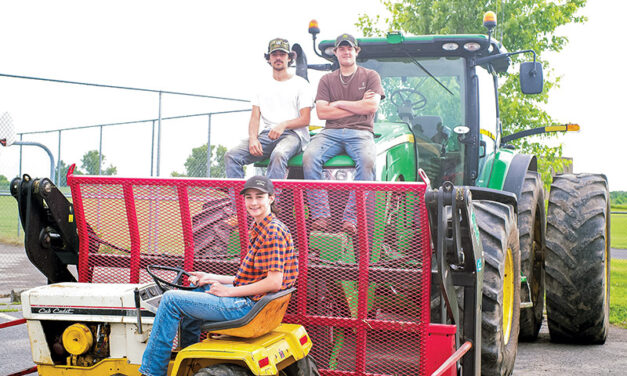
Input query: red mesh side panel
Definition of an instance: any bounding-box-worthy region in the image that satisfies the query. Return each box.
[68,175,432,376]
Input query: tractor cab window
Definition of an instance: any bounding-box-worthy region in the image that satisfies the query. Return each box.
[476,66,498,174]
[361,57,466,186]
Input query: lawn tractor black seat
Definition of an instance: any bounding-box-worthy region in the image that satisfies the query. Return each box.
[201,287,295,338]
[413,115,443,140]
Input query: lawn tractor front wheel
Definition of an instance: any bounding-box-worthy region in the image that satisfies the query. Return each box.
[545,173,610,344]
[474,200,521,376]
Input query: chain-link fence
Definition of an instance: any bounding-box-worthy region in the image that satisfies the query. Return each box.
[1,78,254,245]
[0,76,257,299]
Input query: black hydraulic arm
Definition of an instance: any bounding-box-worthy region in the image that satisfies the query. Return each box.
[10,175,78,283]
[425,182,484,376]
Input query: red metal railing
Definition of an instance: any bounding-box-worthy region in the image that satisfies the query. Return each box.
[1,318,38,375]
[67,170,449,375]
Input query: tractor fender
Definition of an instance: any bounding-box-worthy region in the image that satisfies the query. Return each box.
[467,186,518,214]
[502,154,537,202]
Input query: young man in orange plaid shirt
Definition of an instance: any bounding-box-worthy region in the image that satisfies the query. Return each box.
[139,176,298,376]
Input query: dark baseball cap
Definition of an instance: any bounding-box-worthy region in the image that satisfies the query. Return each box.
[267,38,290,54]
[240,175,275,195]
[334,33,358,48]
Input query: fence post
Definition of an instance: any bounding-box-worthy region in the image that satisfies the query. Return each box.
[151,120,156,177]
[57,130,62,186]
[206,113,212,177]
[98,125,103,175]
[156,91,163,177]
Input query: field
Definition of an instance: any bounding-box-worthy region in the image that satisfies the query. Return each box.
[0,194,20,244]
[611,259,627,328]
[611,204,627,249]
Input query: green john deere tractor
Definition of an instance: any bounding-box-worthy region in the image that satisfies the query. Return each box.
[258,12,610,376]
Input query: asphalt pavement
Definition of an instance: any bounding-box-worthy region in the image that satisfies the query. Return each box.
[612,248,627,260]
[2,242,627,375]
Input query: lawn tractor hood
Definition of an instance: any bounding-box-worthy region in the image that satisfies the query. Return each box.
[22,282,157,323]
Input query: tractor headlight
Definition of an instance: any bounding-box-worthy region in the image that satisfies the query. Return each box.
[322,168,356,181]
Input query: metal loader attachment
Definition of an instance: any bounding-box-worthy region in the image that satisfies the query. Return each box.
[11,174,79,283]
[425,182,485,375]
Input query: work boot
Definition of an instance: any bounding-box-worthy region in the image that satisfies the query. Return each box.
[311,217,329,232]
[342,221,357,237]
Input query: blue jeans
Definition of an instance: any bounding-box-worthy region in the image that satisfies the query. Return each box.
[138,286,254,376]
[225,129,301,179]
[302,128,376,224]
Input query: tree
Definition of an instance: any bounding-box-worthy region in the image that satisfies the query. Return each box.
[56,159,83,186]
[80,150,117,176]
[172,144,228,178]
[357,0,587,188]
[0,174,9,190]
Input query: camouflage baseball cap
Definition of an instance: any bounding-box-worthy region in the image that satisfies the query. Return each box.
[267,38,290,54]
[334,33,358,48]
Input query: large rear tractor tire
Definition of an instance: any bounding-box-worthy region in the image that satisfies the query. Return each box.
[518,171,546,341]
[474,200,521,376]
[545,173,610,344]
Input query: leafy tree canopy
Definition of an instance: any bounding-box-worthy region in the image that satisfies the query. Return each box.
[80,150,117,176]
[610,191,627,206]
[357,0,587,187]
[172,144,227,178]
[0,174,9,190]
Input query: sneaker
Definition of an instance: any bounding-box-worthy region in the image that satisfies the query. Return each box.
[342,221,357,237]
[311,217,329,232]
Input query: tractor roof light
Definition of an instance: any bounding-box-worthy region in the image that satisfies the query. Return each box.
[464,42,481,52]
[483,11,497,30]
[442,42,459,51]
[308,19,320,36]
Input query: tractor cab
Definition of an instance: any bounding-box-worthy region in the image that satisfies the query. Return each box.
[258,14,543,190]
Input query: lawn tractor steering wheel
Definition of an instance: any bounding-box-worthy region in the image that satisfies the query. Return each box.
[390,89,427,119]
[146,265,197,292]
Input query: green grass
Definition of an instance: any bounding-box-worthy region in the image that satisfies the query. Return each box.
[0,195,21,244]
[611,258,627,328]
[611,205,627,249]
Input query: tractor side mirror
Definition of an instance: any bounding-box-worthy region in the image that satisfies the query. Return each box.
[0,112,16,147]
[520,61,544,94]
[292,43,309,82]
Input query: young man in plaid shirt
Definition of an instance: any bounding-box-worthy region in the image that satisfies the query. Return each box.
[139,176,298,376]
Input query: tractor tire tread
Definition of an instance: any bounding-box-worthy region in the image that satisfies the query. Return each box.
[518,171,546,341]
[545,173,610,344]
[474,200,521,376]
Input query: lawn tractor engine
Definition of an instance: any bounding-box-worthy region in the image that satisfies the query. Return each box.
[21,282,160,371]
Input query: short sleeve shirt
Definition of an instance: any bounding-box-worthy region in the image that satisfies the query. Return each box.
[316,66,385,133]
[233,213,299,300]
[251,75,314,146]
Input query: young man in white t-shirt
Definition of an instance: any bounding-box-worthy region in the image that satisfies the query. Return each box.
[225,38,314,179]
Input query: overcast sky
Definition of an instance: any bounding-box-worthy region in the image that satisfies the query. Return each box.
[1,0,625,190]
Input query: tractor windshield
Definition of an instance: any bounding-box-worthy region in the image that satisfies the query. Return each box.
[361,57,466,186]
